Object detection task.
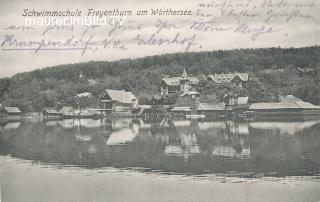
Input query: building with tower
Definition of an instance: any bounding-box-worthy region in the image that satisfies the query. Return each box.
[159,69,199,95]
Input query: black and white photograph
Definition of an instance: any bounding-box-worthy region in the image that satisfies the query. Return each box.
[0,0,320,201]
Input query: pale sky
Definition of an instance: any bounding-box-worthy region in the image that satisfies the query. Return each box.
[0,0,319,78]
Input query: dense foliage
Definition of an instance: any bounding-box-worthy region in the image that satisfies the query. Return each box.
[0,46,319,112]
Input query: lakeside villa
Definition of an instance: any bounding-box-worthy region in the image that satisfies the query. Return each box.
[207,73,249,89]
[160,69,199,95]
[99,89,137,113]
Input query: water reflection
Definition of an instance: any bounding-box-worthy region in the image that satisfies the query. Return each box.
[1,117,320,177]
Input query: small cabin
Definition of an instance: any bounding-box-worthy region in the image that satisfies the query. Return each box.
[43,108,62,117]
[0,107,22,116]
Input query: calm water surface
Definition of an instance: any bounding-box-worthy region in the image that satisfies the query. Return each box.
[1,117,320,202]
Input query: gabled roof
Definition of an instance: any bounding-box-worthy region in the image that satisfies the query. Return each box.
[161,69,199,86]
[295,102,320,109]
[3,107,22,113]
[182,68,188,78]
[208,73,249,83]
[249,95,320,110]
[100,89,136,104]
[281,95,302,102]
[197,103,225,111]
[162,77,199,86]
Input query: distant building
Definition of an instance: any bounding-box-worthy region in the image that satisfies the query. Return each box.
[208,73,249,89]
[225,96,249,106]
[171,106,191,117]
[0,107,22,119]
[180,91,200,98]
[197,102,225,117]
[99,89,137,113]
[160,69,199,95]
[212,145,251,159]
[76,92,92,98]
[43,108,62,117]
[59,106,74,115]
[78,71,97,86]
[249,95,320,115]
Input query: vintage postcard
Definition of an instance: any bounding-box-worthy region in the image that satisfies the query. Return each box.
[0,0,319,201]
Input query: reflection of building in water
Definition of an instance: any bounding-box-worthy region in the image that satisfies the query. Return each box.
[45,119,104,129]
[1,122,21,130]
[1,117,320,175]
[226,121,249,136]
[75,124,92,142]
[208,120,250,159]
[162,120,250,160]
[109,118,132,130]
[104,118,140,146]
[137,118,252,161]
[165,132,200,161]
[144,119,200,161]
[212,146,250,159]
[106,127,139,145]
[249,120,320,136]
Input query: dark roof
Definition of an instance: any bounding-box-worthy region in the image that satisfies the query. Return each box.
[208,73,249,83]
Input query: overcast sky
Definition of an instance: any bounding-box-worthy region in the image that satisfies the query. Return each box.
[0,0,319,78]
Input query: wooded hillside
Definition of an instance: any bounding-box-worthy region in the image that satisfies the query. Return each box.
[0,46,319,112]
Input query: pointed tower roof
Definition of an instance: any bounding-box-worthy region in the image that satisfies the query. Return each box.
[182,68,188,78]
[79,71,84,79]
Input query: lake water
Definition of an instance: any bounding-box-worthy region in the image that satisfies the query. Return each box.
[1,117,320,202]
